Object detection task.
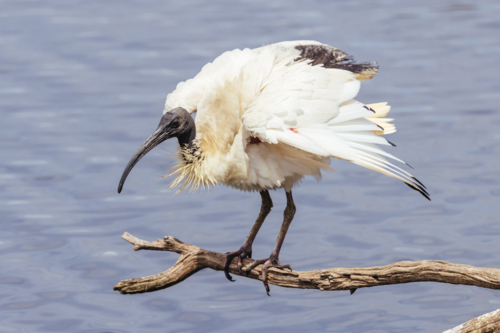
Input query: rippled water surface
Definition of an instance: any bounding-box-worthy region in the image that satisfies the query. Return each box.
[2,1,500,332]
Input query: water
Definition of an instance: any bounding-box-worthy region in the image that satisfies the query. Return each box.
[1,0,500,332]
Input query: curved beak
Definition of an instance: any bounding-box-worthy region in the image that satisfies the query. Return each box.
[117,128,170,193]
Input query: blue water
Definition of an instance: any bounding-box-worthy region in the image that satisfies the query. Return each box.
[1,1,500,332]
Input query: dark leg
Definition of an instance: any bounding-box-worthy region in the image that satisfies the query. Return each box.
[223,190,273,281]
[245,190,296,296]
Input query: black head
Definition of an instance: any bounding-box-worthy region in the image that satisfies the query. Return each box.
[117,107,195,193]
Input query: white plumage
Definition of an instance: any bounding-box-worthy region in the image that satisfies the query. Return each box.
[164,40,427,197]
[118,40,428,295]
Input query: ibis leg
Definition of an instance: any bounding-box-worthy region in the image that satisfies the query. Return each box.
[244,190,296,295]
[223,190,273,281]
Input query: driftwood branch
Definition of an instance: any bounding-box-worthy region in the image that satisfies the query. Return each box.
[114,232,500,294]
[114,233,500,332]
[443,309,500,333]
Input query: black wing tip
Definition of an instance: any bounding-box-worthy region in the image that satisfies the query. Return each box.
[294,44,378,73]
[363,105,376,113]
[405,163,414,169]
[405,183,431,201]
[386,140,397,147]
[411,176,427,189]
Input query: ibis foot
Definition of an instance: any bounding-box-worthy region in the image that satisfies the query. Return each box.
[223,248,252,281]
[244,256,292,296]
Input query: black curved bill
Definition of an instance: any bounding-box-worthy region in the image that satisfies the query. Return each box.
[117,128,169,193]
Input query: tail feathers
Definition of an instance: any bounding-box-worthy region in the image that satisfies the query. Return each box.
[365,102,396,135]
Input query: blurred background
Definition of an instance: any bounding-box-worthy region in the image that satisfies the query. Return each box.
[1,0,500,332]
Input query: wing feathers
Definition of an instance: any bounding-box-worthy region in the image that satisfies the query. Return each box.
[298,128,357,161]
[240,42,427,199]
[268,129,327,156]
[329,117,381,131]
[337,132,392,146]
[365,102,396,134]
[347,141,405,164]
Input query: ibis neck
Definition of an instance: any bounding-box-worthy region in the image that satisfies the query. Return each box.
[177,123,199,163]
[177,128,196,150]
[176,112,197,150]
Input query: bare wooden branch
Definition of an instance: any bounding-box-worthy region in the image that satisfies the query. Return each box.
[113,232,500,296]
[443,309,500,333]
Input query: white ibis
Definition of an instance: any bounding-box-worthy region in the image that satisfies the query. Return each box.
[118,40,429,295]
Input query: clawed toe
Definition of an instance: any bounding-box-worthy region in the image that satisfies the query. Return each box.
[223,248,252,281]
[245,256,292,296]
[243,258,265,274]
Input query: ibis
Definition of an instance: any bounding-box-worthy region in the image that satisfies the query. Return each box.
[118,40,429,295]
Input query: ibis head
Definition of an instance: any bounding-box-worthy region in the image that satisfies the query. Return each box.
[118,107,195,193]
